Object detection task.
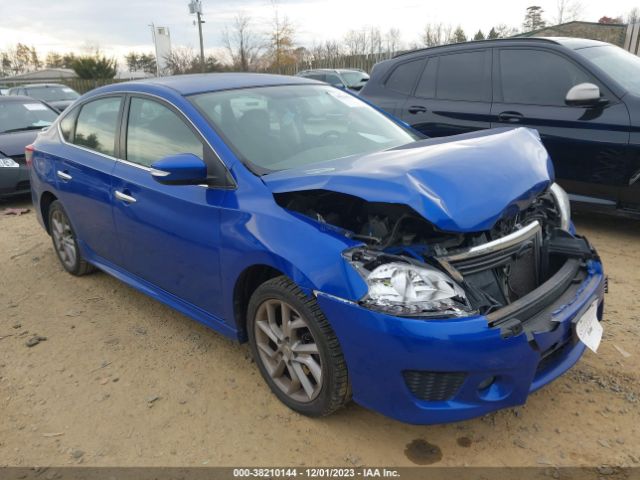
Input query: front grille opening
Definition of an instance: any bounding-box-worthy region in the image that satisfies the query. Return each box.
[403,370,466,402]
[536,340,571,375]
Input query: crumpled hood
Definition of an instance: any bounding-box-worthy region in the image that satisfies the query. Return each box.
[262,127,554,233]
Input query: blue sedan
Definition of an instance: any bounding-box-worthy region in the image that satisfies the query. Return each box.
[27,74,605,424]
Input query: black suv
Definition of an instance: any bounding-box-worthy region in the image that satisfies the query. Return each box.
[360,37,640,215]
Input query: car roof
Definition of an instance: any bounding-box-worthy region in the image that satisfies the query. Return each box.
[299,68,366,74]
[543,36,611,49]
[128,73,318,96]
[14,83,69,89]
[0,95,46,103]
[393,36,611,59]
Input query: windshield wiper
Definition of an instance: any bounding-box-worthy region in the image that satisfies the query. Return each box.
[2,125,48,133]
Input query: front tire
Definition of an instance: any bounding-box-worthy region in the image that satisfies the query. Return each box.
[247,276,350,417]
[48,200,94,276]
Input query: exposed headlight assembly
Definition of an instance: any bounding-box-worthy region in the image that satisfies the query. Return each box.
[549,183,571,231]
[346,251,473,318]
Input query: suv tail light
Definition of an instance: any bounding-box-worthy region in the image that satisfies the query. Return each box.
[25,144,34,167]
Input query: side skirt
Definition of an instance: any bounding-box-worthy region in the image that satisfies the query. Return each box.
[82,245,240,341]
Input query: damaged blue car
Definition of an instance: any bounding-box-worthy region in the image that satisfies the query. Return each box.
[28,74,605,424]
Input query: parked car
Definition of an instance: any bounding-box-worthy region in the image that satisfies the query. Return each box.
[0,96,58,197]
[297,69,369,91]
[28,74,605,424]
[8,83,80,112]
[359,37,640,216]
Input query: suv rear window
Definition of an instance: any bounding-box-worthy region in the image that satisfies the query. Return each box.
[385,59,424,95]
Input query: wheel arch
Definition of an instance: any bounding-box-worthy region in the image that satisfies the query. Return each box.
[232,264,286,342]
[39,191,58,234]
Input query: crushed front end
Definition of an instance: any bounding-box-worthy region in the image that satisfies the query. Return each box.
[279,184,605,424]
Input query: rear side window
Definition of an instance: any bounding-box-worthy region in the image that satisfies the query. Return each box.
[499,49,592,106]
[385,59,424,95]
[436,51,489,102]
[325,73,343,87]
[59,111,76,141]
[126,97,204,167]
[73,97,122,156]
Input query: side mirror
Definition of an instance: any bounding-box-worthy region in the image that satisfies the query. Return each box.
[565,83,606,107]
[150,153,208,185]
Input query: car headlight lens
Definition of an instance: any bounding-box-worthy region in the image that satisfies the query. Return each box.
[359,262,471,317]
[549,183,571,231]
[0,157,19,168]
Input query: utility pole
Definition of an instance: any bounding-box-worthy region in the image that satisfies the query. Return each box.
[189,0,205,73]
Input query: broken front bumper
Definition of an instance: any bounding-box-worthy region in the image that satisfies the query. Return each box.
[316,258,605,425]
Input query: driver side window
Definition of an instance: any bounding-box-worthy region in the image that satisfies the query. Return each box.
[126,97,204,167]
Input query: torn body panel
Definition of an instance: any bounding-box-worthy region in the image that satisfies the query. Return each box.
[264,127,554,233]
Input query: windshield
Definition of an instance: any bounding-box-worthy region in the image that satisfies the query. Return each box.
[340,71,369,87]
[26,86,79,102]
[0,100,57,133]
[576,45,640,96]
[191,85,417,173]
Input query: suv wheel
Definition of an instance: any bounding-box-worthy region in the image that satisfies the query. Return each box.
[247,276,350,417]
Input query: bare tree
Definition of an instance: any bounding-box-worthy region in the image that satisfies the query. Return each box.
[344,29,369,56]
[421,23,454,47]
[627,7,640,24]
[491,23,519,38]
[556,0,584,24]
[222,12,262,72]
[384,28,402,58]
[267,0,296,72]
[368,26,383,61]
[3,44,39,75]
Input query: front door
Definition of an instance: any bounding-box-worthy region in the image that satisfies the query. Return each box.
[492,47,631,205]
[111,95,227,318]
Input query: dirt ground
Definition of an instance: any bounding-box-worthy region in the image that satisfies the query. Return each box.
[0,195,638,468]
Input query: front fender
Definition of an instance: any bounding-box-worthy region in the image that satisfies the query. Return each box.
[217,201,368,330]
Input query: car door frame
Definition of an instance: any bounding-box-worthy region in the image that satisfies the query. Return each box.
[114,92,233,182]
[491,45,631,207]
[54,92,127,263]
[108,91,237,331]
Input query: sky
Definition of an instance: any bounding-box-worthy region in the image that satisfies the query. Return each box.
[0,0,638,63]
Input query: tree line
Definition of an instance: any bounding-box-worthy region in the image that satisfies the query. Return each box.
[2,3,639,80]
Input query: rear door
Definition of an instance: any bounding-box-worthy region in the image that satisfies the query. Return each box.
[54,95,123,263]
[401,49,493,137]
[492,47,630,205]
[373,57,425,118]
[111,94,228,318]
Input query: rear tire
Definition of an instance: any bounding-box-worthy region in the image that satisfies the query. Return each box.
[247,276,350,417]
[48,200,95,276]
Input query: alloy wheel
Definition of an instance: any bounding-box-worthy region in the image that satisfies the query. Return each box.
[51,209,77,270]
[253,299,323,403]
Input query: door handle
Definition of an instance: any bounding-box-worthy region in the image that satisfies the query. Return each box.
[497,111,524,123]
[56,170,72,181]
[408,105,428,114]
[114,190,137,204]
